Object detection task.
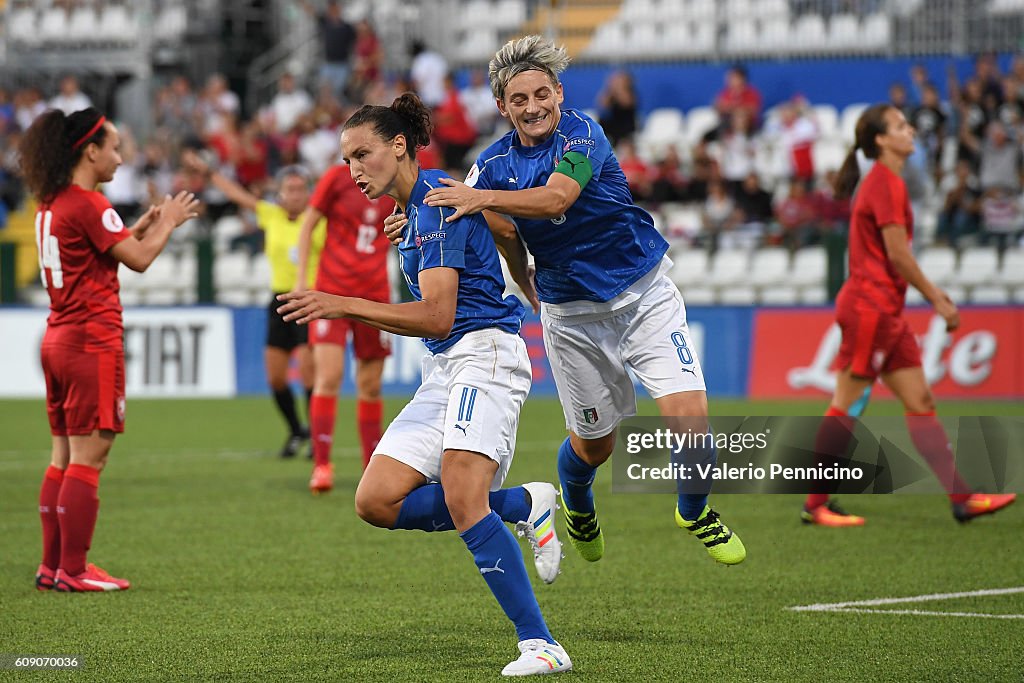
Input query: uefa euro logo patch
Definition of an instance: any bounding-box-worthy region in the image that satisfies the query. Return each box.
[582,407,599,424]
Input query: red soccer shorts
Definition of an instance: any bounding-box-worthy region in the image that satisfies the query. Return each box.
[41,345,126,436]
[833,305,921,380]
[308,318,391,360]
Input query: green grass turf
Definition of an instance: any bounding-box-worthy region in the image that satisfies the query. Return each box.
[1,397,1022,682]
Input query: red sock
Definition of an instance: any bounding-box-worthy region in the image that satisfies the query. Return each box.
[57,464,101,576]
[357,399,383,470]
[906,411,971,504]
[804,406,852,510]
[39,466,65,570]
[310,394,337,468]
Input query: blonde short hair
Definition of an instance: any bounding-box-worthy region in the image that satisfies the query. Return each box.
[488,35,570,101]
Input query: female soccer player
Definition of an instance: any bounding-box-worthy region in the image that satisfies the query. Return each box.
[277,94,571,677]
[801,103,1015,526]
[294,140,395,493]
[182,150,325,459]
[21,108,198,591]
[390,36,746,566]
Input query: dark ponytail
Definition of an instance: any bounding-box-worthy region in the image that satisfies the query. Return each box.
[833,103,893,200]
[19,107,108,203]
[344,92,433,159]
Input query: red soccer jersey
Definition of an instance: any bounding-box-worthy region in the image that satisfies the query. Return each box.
[36,185,132,351]
[844,162,913,316]
[309,164,394,300]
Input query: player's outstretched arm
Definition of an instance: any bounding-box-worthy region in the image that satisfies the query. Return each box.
[485,211,539,314]
[110,192,200,272]
[277,266,458,339]
[292,206,325,293]
[425,172,582,222]
[881,224,959,331]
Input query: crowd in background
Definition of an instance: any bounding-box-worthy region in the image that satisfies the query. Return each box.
[2,2,1024,259]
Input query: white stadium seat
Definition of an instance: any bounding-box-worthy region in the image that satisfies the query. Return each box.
[798,285,829,304]
[38,7,69,43]
[918,246,957,286]
[707,250,750,288]
[684,106,719,145]
[760,18,791,52]
[67,7,101,44]
[9,8,39,46]
[997,248,1024,287]
[748,248,791,287]
[719,286,757,305]
[828,14,860,50]
[954,246,999,287]
[811,105,839,140]
[759,286,799,305]
[725,20,758,55]
[494,0,526,28]
[839,103,870,144]
[969,286,1010,304]
[861,13,892,49]
[789,246,827,288]
[791,14,827,52]
[812,139,848,174]
[681,286,715,305]
[668,250,710,288]
[214,252,253,301]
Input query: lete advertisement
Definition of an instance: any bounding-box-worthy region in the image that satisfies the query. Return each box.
[748,306,1024,399]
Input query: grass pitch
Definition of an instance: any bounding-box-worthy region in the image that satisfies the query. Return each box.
[1,397,1021,682]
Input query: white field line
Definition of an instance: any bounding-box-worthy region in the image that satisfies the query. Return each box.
[789,586,1024,620]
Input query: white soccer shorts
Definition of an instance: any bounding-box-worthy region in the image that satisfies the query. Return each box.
[542,274,706,439]
[373,328,532,490]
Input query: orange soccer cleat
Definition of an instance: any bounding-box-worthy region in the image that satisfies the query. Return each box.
[54,564,131,592]
[800,499,865,527]
[309,463,334,495]
[952,493,1016,523]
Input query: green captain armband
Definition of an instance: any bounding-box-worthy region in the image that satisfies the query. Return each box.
[554,151,594,190]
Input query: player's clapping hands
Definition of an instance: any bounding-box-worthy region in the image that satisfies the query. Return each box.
[159,191,201,228]
[277,290,350,325]
[424,177,487,222]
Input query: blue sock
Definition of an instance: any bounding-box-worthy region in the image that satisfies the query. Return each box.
[393,484,531,531]
[675,433,718,521]
[557,438,596,514]
[461,511,553,643]
[847,385,872,417]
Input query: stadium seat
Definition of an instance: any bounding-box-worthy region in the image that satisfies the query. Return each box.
[954,246,999,287]
[251,256,272,292]
[969,285,1010,304]
[681,286,715,305]
[725,20,758,55]
[8,8,38,46]
[684,106,719,146]
[997,248,1024,287]
[798,285,829,304]
[25,286,53,308]
[67,6,101,44]
[760,18,791,52]
[459,28,498,62]
[625,22,660,59]
[154,4,187,42]
[118,264,146,305]
[789,246,827,288]
[668,249,710,288]
[860,13,892,48]
[828,14,860,51]
[1014,286,1024,304]
[945,285,967,303]
[748,248,791,287]
[99,4,137,45]
[753,0,789,19]
[463,0,493,29]
[212,216,247,254]
[586,21,628,57]
[663,205,703,241]
[791,14,827,53]
[811,105,839,140]
[494,0,526,29]
[918,246,957,286]
[38,7,69,44]
[214,252,253,301]
[838,103,870,144]
[905,286,926,306]
[719,286,757,305]
[759,285,799,305]
[621,0,659,22]
[686,0,717,20]
[707,250,750,288]
[990,0,1024,14]
[640,108,686,159]
[812,139,847,174]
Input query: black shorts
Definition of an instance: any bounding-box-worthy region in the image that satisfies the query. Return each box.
[266,293,308,351]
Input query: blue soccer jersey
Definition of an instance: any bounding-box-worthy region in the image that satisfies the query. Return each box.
[398,169,524,354]
[465,108,668,304]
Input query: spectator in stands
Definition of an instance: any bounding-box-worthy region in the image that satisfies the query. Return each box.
[774,179,820,249]
[103,124,144,223]
[997,74,1023,133]
[910,82,947,179]
[650,146,688,204]
[461,68,501,138]
[0,130,25,214]
[812,170,852,235]
[410,40,448,108]
[954,78,988,170]
[616,138,653,201]
[686,141,716,203]
[0,88,14,133]
[197,74,240,138]
[936,159,981,248]
[888,82,912,120]
[14,87,47,132]
[433,74,479,173]
[702,179,738,249]
[973,52,1005,107]
[765,97,818,183]
[717,109,757,194]
[155,75,199,145]
[597,70,638,149]
[269,72,314,136]
[734,171,773,234]
[908,63,929,105]
[235,119,271,188]
[141,139,175,204]
[712,65,762,136]
[349,19,382,103]
[296,111,339,178]
[977,120,1024,250]
[49,75,92,115]
[303,0,356,102]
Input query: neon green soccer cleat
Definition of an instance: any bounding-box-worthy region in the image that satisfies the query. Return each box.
[675,505,746,565]
[559,489,604,562]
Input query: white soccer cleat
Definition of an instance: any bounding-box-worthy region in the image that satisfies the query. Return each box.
[516,482,562,584]
[501,639,572,676]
